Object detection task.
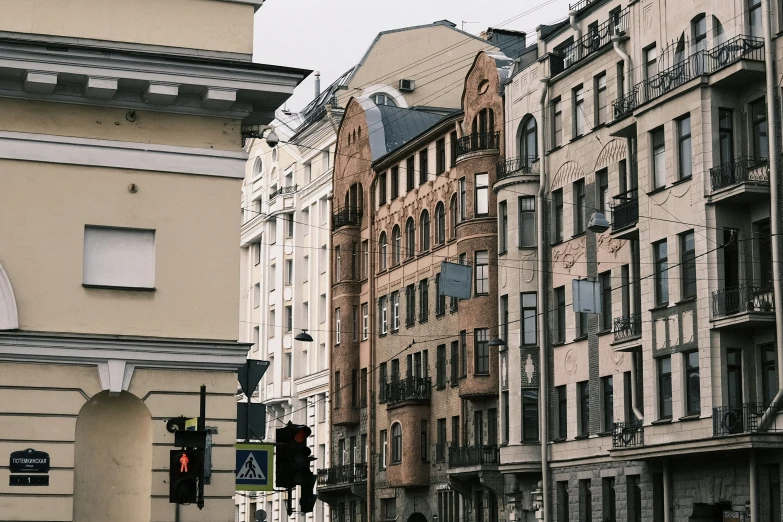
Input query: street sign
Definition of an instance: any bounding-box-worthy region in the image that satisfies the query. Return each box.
[9,449,50,473]
[237,402,267,440]
[440,261,472,299]
[10,475,49,486]
[238,360,270,397]
[235,443,274,491]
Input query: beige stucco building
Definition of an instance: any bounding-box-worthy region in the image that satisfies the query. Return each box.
[0,1,307,520]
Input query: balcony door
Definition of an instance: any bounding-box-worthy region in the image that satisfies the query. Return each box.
[723,229,740,292]
[474,411,484,447]
[726,349,743,409]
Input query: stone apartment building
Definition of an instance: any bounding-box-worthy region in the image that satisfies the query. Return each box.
[0,1,308,521]
[500,0,783,521]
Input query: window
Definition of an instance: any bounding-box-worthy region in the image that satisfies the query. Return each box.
[761,344,778,406]
[557,482,570,522]
[304,162,311,184]
[319,294,326,322]
[436,138,446,174]
[719,108,734,165]
[391,226,401,266]
[602,478,616,522]
[680,231,696,299]
[487,407,498,446]
[361,240,368,279]
[474,250,489,294]
[436,344,446,388]
[406,156,415,191]
[460,330,467,377]
[452,416,460,448]
[379,430,387,469]
[378,296,388,335]
[269,310,275,338]
[653,240,669,305]
[749,0,762,37]
[522,389,539,442]
[420,420,428,461]
[378,171,387,205]
[284,352,292,379]
[690,15,707,53]
[450,194,458,239]
[554,286,566,344]
[361,303,368,340]
[405,284,415,327]
[498,201,508,253]
[335,308,341,344]
[419,279,429,322]
[450,341,459,384]
[475,173,489,216]
[419,149,428,185]
[652,126,666,189]
[600,271,612,332]
[552,98,563,148]
[519,196,535,247]
[334,371,341,408]
[684,351,701,415]
[379,232,387,271]
[751,98,769,159]
[574,179,585,235]
[285,305,292,333]
[521,117,537,160]
[579,480,593,522]
[677,115,692,180]
[391,291,400,331]
[595,73,607,126]
[82,226,155,289]
[372,92,397,106]
[435,273,445,316]
[658,356,672,419]
[351,370,359,407]
[420,210,430,252]
[474,328,489,375]
[573,85,585,137]
[502,390,510,444]
[253,242,261,265]
[578,381,590,436]
[379,362,388,403]
[628,476,642,522]
[351,242,358,280]
[390,166,399,200]
[253,283,260,308]
[556,385,567,439]
[596,168,609,214]
[616,60,625,101]
[285,259,293,285]
[320,245,327,273]
[727,348,743,408]
[553,189,563,242]
[334,246,342,282]
[391,423,402,463]
[520,292,537,345]
[645,44,658,79]
[270,263,277,291]
[269,218,277,244]
[602,376,613,432]
[436,418,446,461]
[459,178,467,221]
[499,295,508,343]
[285,213,294,238]
[400,219,414,260]
[450,131,458,166]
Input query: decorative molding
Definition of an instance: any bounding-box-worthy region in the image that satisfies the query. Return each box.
[0,264,18,331]
[551,160,586,190]
[593,139,627,172]
[552,237,586,272]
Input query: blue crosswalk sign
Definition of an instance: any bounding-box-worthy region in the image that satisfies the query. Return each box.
[236,443,274,491]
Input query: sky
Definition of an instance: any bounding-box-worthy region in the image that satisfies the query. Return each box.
[253,0,571,112]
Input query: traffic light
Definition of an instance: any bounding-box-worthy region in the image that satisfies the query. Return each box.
[275,423,316,492]
[299,471,318,513]
[169,449,202,504]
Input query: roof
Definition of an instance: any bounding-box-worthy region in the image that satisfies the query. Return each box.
[289,67,355,140]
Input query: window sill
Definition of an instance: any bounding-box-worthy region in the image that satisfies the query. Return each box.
[418,250,430,258]
[379,333,387,338]
[552,437,567,443]
[552,341,566,348]
[518,245,537,250]
[646,186,668,196]
[436,312,445,318]
[574,434,589,440]
[571,231,586,239]
[649,303,669,312]
[598,430,612,437]
[436,384,446,391]
[573,334,588,342]
[475,293,489,297]
[597,329,612,337]
[473,372,490,377]
[391,328,399,334]
[546,144,564,155]
[550,240,565,247]
[678,414,701,422]
[672,176,692,186]
[499,250,507,256]
[83,284,156,292]
[675,296,697,305]
[406,322,415,329]
[377,269,387,276]
[419,318,429,324]
[451,382,459,388]
[403,257,415,265]
[651,418,672,425]
[570,133,586,144]
[432,242,447,253]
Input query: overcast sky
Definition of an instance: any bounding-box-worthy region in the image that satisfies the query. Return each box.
[253,0,571,112]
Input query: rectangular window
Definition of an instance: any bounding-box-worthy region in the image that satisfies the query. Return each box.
[554,286,566,344]
[419,149,428,185]
[459,178,467,221]
[303,255,309,282]
[677,115,692,179]
[500,295,508,343]
[285,213,294,238]
[576,309,587,340]
[320,245,327,274]
[352,305,358,341]
[651,126,666,189]
[574,179,585,235]
[553,189,563,243]
[360,367,368,406]
[498,200,508,253]
[475,173,489,216]
[761,344,778,406]
[379,362,387,403]
[474,328,489,375]
[521,292,537,345]
[320,294,326,323]
[602,376,614,432]
[391,166,399,200]
[378,171,387,205]
[436,345,446,388]
[617,60,625,101]
[270,219,277,244]
[502,390,510,444]
[361,303,368,340]
[335,308,341,344]
[603,478,616,522]
[579,479,593,522]
[578,381,590,436]
[391,291,400,331]
[334,371,341,408]
[420,420,428,461]
[460,330,467,377]
[270,264,277,291]
[653,240,669,305]
[405,284,415,326]
[351,369,359,408]
[719,108,734,166]
[749,0,762,37]
[658,356,672,419]
[684,351,701,415]
[436,138,446,174]
[519,196,536,247]
[556,385,567,439]
[435,273,445,315]
[254,242,261,265]
[557,482,569,522]
[600,271,612,332]
[487,407,498,446]
[285,305,293,333]
[285,259,293,285]
[452,416,460,448]
[361,240,369,279]
[406,156,415,191]
[82,226,155,289]
[268,309,275,338]
[680,231,696,299]
[379,430,387,469]
[475,250,489,294]
[419,279,429,322]
[450,131,458,166]
[645,44,658,79]
[379,296,388,335]
[450,341,459,384]
[595,73,607,126]
[552,98,563,148]
[437,418,447,461]
[573,85,585,137]
[751,97,769,159]
[285,352,292,379]
[253,283,260,308]
[522,389,539,442]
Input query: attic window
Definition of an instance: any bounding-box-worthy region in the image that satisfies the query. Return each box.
[478,80,490,95]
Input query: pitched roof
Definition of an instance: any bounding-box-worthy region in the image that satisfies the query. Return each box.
[359,99,448,161]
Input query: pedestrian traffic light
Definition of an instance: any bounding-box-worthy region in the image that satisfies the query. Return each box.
[169,449,202,504]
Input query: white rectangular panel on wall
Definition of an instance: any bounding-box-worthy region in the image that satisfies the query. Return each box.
[83,226,156,289]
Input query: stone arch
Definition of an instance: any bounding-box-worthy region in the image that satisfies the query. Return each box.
[407,513,427,522]
[593,138,627,173]
[551,161,586,190]
[0,263,19,330]
[72,391,152,522]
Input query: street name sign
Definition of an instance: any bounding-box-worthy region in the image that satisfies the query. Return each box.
[235,443,274,491]
[9,449,50,473]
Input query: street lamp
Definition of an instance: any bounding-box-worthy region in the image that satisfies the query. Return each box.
[488,337,506,347]
[587,212,610,233]
[294,329,313,342]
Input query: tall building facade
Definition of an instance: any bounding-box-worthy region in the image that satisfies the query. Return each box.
[501,0,783,521]
[237,19,501,522]
[0,1,308,521]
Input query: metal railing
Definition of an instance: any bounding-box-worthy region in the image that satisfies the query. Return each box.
[710,157,770,192]
[713,403,766,436]
[317,462,368,487]
[269,185,297,200]
[332,208,362,230]
[456,132,500,157]
[613,314,642,342]
[448,445,500,468]
[610,189,639,231]
[712,285,774,318]
[568,0,599,12]
[555,9,629,73]
[614,35,764,119]
[612,420,644,448]
[496,156,539,180]
[384,376,431,406]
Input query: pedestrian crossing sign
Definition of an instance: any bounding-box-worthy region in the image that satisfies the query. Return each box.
[235,443,274,491]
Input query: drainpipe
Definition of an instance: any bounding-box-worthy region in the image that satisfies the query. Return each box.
[750,449,758,522]
[367,176,377,522]
[568,11,582,62]
[537,77,551,522]
[662,459,671,522]
[612,35,632,97]
[759,0,783,431]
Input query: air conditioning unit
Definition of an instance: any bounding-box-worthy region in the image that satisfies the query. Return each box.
[399,79,415,92]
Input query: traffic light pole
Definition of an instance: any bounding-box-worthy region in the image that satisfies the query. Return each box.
[198,385,206,510]
[245,363,251,442]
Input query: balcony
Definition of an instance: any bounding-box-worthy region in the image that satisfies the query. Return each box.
[448,445,500,469]
[496,156,539,180]
[456,132,500,158]
[269,184,297,200]
[551,8,628,75]
[612,420,644,449]
[383,376,431,407]
[709,157,770,202]
[613,313,642,343]
[613,35,764,120]
[610,189,638,235]
[568,0,599,12]
[712,285,775,328]
[316,463,368,488]
[332,208,362,230]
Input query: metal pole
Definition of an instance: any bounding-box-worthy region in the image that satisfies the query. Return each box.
[198,385,206,510]
[750,449,758,522]
[246,364,251,442]
[199,385,206,431]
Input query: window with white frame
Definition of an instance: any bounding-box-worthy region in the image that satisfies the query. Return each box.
[475,173,488,216]
[362,303,368,340]
[391,291,400,331]
[335,308,341,344]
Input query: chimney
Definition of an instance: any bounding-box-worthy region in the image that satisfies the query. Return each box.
[486,28,527,59]
[315,71,321,98]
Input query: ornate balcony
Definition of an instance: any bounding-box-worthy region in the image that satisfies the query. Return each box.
[552,8,628,75]
[612,420,644,448]
[568,0,599,12]
[613,314,642,343]
[269,184,297,200]
[456,132,500,158]
[383,376,431,407]
[316,463,368,488]
[496,156,539,180]
[712,403,769,436]
[448,445,500,469]
[610,189,638,233]
[710,157,769,193]
[712,285,774,318]
[332,208,362,230]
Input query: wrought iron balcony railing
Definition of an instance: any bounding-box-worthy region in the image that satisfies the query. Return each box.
[448,445,500,468]
[613,313,642,342]
[710,157,770,192]
[456,132,500,157]
[610,189,638,231]
[614,35,764,119]
[496,156,539,180]
[269,185,297,200]
[316,462,368,487]
[384,376,431,406]
[712,285,774,318]
[568,0,599,12]
[553,8,629,74]
[332,208,362,230]
[612,420,644,448]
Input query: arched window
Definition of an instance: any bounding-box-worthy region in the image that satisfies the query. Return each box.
[253,157,263,177]
[391,225,401,266]
[692,14,707,52]
[347,183,363,215]
[434,202,446,245]
[450,194,458,239]
[372,93,397,107]
[379,232,387,271]
[520,116,537,162]
[391,423,402,463]
[420,210,430,252]
[405,218,416,259]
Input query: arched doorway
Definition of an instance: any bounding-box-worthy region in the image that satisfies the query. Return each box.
[72,391,152,522]
[407,513,427,522]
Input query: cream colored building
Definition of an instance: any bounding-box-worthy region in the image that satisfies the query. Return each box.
[0,1,308,521]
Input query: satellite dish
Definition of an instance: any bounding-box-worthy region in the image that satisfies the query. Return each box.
[255,509,267,522]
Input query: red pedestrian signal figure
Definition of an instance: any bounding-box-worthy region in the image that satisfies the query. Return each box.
[180,453,189,473]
